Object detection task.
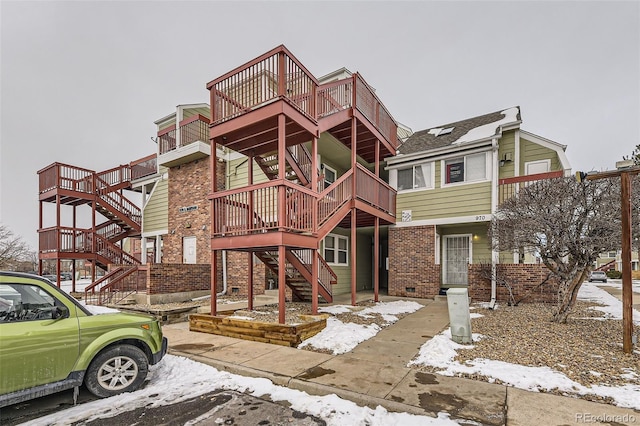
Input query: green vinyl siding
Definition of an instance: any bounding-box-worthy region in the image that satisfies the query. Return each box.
[439,224,491,264]
[226,157,269,189]
[521,139,561,171]
[143,176,168,233]
[323,229,373,296]
[396,181,492,221]
[498,131,516,178]
[184,107,210,119]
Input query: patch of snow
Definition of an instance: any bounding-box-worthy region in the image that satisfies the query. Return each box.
[81,303,120,315]
[298,317,381,355]
[577,283,640,324]
[23,355,459,426]
[469,312,484,319]
[453,107,519,144]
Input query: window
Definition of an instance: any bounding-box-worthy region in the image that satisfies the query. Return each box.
[324,234,348,265]
[0,283,60,323]
[398,163,432,191]
[322,164,336,189]
[444,152,487,185]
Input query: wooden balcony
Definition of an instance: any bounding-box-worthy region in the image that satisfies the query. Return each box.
[317,74,399,158]
[498,171,565,204]
[157,115,211,167]
[209,165,396,249]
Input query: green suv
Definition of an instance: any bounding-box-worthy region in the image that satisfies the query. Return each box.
[0,271,167,407]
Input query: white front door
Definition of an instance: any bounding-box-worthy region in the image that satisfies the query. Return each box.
[183,236,196,264]
[443,235,471,285]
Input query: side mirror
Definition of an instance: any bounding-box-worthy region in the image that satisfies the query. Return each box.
[53,305,70,320]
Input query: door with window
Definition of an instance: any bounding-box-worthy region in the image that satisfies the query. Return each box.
[183,236,196,264]
[443,235,470,285]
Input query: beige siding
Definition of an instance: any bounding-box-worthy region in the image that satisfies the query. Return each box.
[143,177,168,233]
[439,224,491,264]
[521,139,561,171]
[498,131,516,178]
[184,106,210,119]
[397,181,492,221]
[226,157,269,189]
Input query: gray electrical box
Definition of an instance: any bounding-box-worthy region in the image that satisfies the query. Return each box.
[446,288,472,344]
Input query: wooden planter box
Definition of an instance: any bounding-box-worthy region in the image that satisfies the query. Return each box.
[189,313,328,347]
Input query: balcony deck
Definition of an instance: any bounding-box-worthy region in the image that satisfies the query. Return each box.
[206,45,399,163]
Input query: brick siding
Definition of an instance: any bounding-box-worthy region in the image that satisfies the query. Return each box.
[388,225,441,298]
[468,263,559,304]
[147,263,213,294]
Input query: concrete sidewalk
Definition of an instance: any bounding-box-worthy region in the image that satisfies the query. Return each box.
[163,294,639,425]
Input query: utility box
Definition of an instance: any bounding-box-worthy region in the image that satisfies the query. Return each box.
[446,288,472,344]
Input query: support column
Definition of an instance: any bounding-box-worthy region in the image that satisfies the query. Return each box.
[621,171,633,353]
[312,249,318,314]
[374,217,379,302]
[56,195,61,287]
[248,253,254,311]
[278,245,286,324]
[350,116,357,306]
[210,250,218,316]
[38,200,43,275]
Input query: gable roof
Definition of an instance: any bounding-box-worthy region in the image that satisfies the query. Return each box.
[398,106,522,155]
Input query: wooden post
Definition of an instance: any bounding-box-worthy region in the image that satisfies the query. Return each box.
[351,116,357,306]
[278,245,286,324]
[248,253,254,311]
[210,251,217,316]
[312,249,318,314]
[621,171,633,353]
[374,217,379,303]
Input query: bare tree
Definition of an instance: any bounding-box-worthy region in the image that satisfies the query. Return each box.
[490,177,622,323]
[0,224,33,269]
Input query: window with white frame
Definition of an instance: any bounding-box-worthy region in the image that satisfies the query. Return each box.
[443,152,488,185]
[322,164,336,189]
[324,234,348,265]
[397,163,432,191]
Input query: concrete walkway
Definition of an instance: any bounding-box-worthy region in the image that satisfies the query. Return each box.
[163,294,639,425]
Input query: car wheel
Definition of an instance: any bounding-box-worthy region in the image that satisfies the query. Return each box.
[85,344,148,398]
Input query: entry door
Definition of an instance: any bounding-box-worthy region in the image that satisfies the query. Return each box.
[443,235,470,285]
[183,236,196,264]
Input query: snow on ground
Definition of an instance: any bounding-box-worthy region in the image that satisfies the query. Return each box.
[409,283,640,410]
[23,355,458,426]
[298,300,423,354]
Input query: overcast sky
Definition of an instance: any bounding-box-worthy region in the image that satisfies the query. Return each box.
[1,1,639,250]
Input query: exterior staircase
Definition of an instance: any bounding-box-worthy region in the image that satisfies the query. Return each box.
[38,159,154,284]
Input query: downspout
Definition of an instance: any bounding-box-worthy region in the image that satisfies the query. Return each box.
[490,138,499,309]
[218,250,228,296]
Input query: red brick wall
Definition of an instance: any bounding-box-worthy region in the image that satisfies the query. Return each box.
[165,159,211,264]
[147,263,213,294]
[224,251,266,296]
[388,225,441,298]
[468,263,559,304]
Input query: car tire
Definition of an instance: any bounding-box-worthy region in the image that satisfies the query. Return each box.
[85,344,149,398]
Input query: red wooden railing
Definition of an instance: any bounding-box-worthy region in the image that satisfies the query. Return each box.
[158,115,210,155]
[498,171,564,204]
[95,175,142,226]
[317,170,353,226]
[84,265,147,305]
[354,164,395,215]
[291,249,336,298]
[317,78,352,118]
[130,154,157,180]
[208,46,318,125]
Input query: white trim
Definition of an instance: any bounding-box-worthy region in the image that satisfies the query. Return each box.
[393,214,492,227]
[385,140,493,167]
[514,130,521,177]
[323,233,349,266]
[524,159,551,175]
[396,161,435,193]
[519,130,571,172]
[440,151,491,188]
[321,163,337,188]
[435,233,441,265]
[142,229,168,238]
[442,234,472,285]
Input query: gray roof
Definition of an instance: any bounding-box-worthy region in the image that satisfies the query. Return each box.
[398,107,522,155]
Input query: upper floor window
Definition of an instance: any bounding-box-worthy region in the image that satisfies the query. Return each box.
[398,163,432,191]
[443,152,488,185]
